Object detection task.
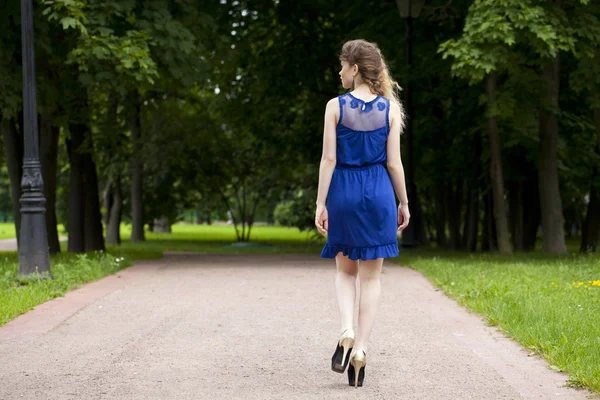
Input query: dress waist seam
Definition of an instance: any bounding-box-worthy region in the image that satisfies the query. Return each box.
[335,163,386,171]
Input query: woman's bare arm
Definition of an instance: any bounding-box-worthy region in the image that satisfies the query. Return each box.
[315,98,339,206]
[386,101,409,207]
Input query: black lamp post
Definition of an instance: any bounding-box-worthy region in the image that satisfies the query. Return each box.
[17,0,52,279]
[397,0,425,249]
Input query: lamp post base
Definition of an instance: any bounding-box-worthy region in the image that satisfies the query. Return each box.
[17,211,52,279]
[17,160,51,279]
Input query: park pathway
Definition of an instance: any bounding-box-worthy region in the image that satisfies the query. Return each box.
[0,238,21,252]
[0,253,597,400]
[0,236,67,252]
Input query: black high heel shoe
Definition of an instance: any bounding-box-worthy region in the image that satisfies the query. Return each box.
[331,329,354,373]
[347,350,366,387]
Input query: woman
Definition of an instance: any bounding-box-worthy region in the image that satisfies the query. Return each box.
[315,39,410,388]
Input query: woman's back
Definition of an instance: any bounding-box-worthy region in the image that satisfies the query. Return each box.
[336,93,390,168]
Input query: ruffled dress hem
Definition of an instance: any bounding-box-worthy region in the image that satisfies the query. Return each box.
[320,242,398,261]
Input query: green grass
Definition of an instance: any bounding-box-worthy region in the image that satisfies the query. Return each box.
[0,223,18,239]
[113,223,325,254]
[0,223,67,240]
[1,223,599,394]
[395,249,600,393]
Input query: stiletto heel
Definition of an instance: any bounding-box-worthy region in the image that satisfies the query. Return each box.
[347,350,366,387]
[331,329,355,373]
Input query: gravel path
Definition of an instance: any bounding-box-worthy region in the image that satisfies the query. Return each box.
[0,238,21,252]
[0,253,597,399]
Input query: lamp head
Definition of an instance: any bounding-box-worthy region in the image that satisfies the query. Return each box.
[396,0,426,19]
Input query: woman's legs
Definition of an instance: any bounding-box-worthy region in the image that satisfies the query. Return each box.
[353,258,383,355]
[335,254,359,335]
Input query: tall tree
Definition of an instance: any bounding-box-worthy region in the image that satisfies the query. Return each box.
[129,92,144,242]
[485,71,512,254]
[0,118,23,243]
[440,0,580,253]
[536,0,570,253]
[538,53,567,252]
[569,3,600,252]
[0,1,25,244]
[41,0,158,249]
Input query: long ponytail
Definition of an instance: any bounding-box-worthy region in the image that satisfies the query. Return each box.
[377,55,405,133]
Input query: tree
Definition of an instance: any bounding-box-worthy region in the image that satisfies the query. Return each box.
[569,2,600,251]
[440,0,585,253]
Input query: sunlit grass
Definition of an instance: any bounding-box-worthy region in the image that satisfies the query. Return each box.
[114,223,325,254]
[0,223,17,240]
[0,223,67,240]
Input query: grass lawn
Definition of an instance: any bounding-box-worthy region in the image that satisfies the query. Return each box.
[1,223,598,393]
[0,223,68,240]
[115,223,325,254]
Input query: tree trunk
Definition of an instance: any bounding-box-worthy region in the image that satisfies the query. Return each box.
[423,196,435,245]
[83,152,105,252]
[196,204,202,224]
[153,215,172,233]
[523,169,541,251]
[447,180,463,250]
[509,180,525,252]
[485,72,512,254]
[66,123,86,253]
[463,185,479,252]
[1,117,23,244]
[106,177,122,245]
[413,194,429,247]
[435,182,448,248]
[39,114,60,254]
[463,133,481,252]
[482,189,498,252]
[103,180,113,228]
[130,95,145,242]
[481,191,490,252]
[538,56,567,253]
[580,107,600,252]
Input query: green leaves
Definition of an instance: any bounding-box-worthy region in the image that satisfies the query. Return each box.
[41,0,88,35]
[41,1,159,90]
[439,0,579,82]
[68,29,158,88]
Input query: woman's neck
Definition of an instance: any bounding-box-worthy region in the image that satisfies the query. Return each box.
[351,83,377,99]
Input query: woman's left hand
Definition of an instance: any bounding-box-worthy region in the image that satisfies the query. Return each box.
[315,204,329,236]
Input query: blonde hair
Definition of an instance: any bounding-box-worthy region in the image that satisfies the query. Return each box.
[340,39,405,131]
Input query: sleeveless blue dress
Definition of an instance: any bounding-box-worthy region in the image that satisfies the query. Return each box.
[320,93,399,261]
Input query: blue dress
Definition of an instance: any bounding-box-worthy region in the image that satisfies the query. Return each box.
[320,93,399,261]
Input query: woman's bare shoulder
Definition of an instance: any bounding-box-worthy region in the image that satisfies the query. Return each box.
[326,96,341,108]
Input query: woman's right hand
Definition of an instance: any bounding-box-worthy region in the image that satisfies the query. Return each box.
[398,204,410,231]
[315,203,329,236]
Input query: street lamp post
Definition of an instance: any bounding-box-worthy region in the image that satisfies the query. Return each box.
[18,0,52,279]
[397,0,425,249]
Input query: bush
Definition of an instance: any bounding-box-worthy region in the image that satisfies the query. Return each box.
[273,200,296,227]
[273,188,317,232]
